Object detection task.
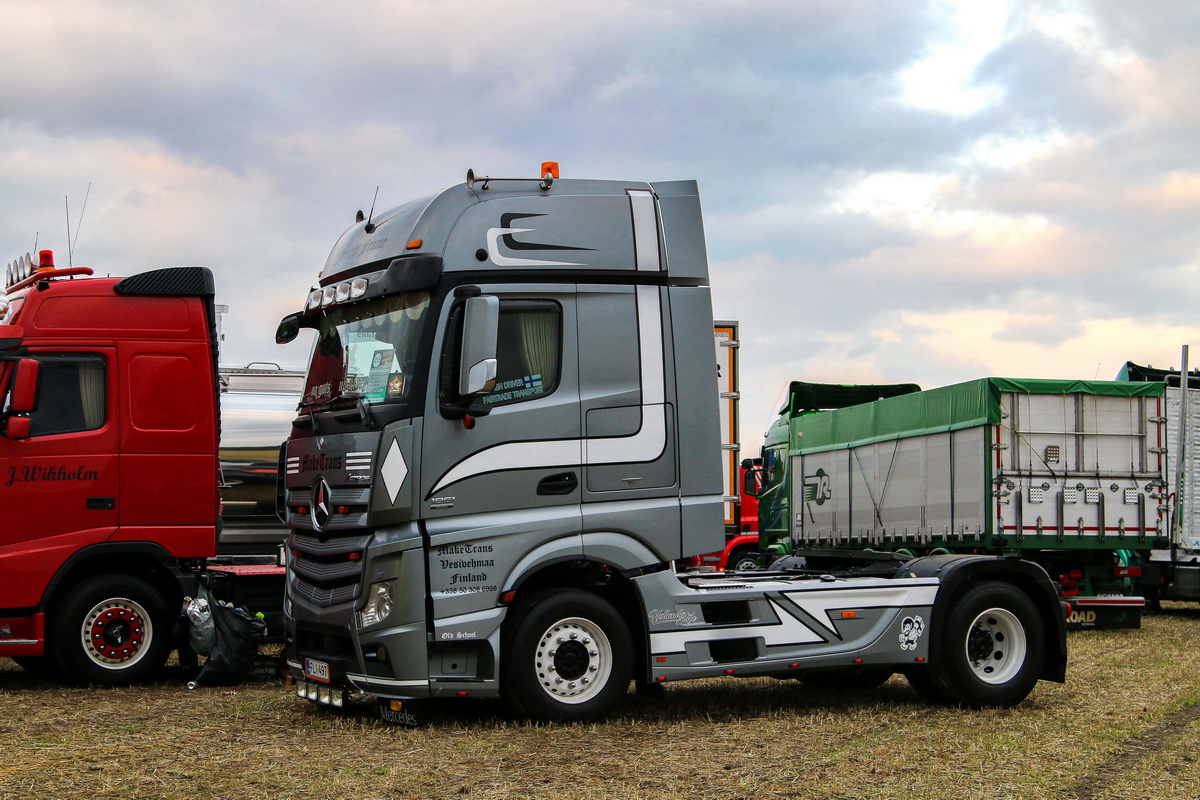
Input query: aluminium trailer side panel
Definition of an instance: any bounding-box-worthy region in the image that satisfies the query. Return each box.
[795,427,988,547]
[791,379,1166,554]
[1164,385,1200,551]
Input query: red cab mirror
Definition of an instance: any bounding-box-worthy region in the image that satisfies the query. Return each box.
[3,415,30,440]
[11,357,39,414]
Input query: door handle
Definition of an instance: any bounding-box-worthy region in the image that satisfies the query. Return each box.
[537,472,578,496]
[87,497,115,510]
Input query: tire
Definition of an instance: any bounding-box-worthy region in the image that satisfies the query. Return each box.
[727,547,759,572]
[922,580,1045,707]
[503,589,633,722]
[799,667,893,691]
[49,574,173,686]
[902,666,944,702]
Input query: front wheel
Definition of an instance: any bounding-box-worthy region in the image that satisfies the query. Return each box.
[727,547,760,572]
[918,580,1045,707]
[503,589,633,722]
[49,574,172,686]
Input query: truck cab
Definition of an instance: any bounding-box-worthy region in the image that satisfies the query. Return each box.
[0,254,220,683]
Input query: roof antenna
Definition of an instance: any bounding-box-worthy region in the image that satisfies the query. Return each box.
[65,183,91,268]
[364,186,380,233]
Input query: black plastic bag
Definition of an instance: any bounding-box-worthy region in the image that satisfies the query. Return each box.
[196,601,267,685]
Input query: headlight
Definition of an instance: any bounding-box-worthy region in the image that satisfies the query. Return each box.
[359,580,394,628]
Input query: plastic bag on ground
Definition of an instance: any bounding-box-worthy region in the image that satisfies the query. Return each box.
[196,600,268,685]
[184,586,216,657]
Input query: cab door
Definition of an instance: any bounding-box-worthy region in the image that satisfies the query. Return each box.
[420,284,581,617]
[1,350,118,602]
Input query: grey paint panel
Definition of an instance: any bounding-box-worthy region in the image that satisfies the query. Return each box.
[650,180,708,283]
[425,507,585,619]
[580,498,681,565]
[669,286,722,500]
[445,195,643,273]
[633,569,939,680]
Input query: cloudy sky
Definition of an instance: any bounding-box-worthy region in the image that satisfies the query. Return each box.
[4,0,1199,447]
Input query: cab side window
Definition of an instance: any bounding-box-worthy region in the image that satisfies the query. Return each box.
[480,300,562,407]
[440,298,562,414]
[25,355,107,436]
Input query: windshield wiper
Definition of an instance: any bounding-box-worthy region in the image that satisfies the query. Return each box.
[296,399,323,433]
[302,395,377,430]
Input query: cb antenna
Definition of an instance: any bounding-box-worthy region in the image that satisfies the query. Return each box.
[65,183,91,268]
[364,186,380,233]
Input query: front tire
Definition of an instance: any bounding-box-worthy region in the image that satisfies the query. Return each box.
[727,546,759,572]
[918,581,1045,707]
[503,589,633,722]
[49,574,172,686]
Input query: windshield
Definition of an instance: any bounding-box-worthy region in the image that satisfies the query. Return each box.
[303,291,432,406]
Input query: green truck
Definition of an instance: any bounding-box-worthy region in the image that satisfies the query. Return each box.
[750,377,1173,629]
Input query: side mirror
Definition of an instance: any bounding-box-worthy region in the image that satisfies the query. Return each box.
[11,358,39,414]
[0,325,24,351]
[2,357,37,440]
[458,296,499,396]
[3,416,30,440]
[741,466,762,498]
[276,313,301,344]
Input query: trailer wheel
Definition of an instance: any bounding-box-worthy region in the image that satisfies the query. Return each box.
[503,589,633,722]
[925,581,1045,707]
[49,574,172,686]
[727,547,759,572]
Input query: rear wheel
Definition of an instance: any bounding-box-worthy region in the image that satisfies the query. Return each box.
[503,589,633,722]
[49,574,172,686]
[918,581,1045,707]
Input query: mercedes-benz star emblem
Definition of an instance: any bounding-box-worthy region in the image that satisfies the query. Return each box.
[310,476,332,532]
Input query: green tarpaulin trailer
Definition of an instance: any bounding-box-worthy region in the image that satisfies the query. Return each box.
[757,378,1169,629]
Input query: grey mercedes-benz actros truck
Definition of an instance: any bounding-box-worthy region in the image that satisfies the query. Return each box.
[275,164,1067,722]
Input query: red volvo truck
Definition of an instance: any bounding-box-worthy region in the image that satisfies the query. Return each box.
[0,251,229,684]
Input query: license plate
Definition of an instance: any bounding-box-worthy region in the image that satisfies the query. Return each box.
[304,658,331,683]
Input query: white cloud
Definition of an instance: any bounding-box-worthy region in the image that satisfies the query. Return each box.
[898,0,1014,114]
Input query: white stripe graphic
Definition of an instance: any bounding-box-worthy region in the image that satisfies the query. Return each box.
[429,192,668,495]
[486,227,583,267]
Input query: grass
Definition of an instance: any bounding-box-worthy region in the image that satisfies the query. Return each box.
[4,605,1200,800]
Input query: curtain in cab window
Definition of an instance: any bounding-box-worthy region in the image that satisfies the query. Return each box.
[481,301,561,407]
[27,355,107,436]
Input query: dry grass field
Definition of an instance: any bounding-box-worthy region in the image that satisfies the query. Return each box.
[3,604,1200,800]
